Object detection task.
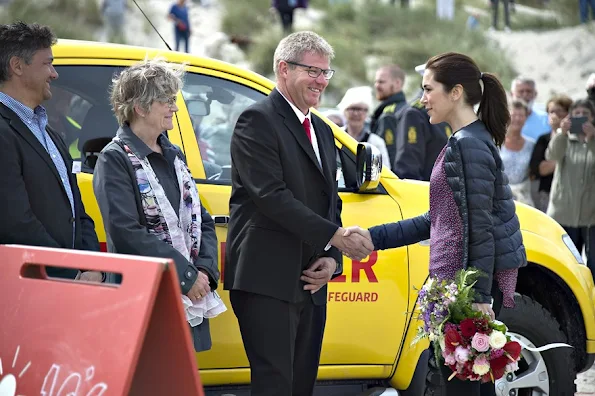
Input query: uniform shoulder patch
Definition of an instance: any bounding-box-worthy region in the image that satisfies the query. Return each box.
[444,125,453,137]
[384,129,394,145]
[408,126,417,144]
[383,104,397,114]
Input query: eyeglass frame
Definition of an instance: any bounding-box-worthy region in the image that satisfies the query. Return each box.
[285,61,335,80]
[157,95,178,109]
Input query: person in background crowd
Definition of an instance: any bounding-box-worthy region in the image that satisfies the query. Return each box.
[168,0,191,53]
[529,94,572,212]
[580,0,595,23]
[339,93,390,169]
[0,22,101,281]
[501,100,535,206]
[546,99,595,273]
[348,52,526,396]
[370,64,408,167]
[489,0,511,32]
[323,109,345,128]
[393,63,450,181]
[102,0,127,43]
[510,76,549,141]
[586,73,595,109]
[93,58,221,352]
[271,0,308,34]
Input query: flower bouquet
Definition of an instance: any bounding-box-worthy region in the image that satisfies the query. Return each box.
[412,269,522,383]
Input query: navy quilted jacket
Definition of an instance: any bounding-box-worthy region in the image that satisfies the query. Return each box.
[370,120,526,302]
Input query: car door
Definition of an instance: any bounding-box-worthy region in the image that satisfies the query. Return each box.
[177,67,410,371]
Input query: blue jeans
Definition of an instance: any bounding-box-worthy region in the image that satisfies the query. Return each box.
[174,29,190,53]
[580,0,595,22]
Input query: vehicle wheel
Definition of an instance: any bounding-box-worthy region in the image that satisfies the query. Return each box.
[422,294,575,396]
[423,352,444,396]
[494,294,576,396]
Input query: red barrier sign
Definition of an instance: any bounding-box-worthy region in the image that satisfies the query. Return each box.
[0,244,204,396]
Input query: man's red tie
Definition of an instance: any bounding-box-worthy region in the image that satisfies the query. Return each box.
[302,118,312,143]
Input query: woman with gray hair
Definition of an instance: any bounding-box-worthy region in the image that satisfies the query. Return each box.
[93,58,224,352]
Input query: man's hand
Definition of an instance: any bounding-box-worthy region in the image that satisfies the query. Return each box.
[76,271,103,283]
[301,257,337,294]
[583,121,595,141]
[186,270,211,303]
[330,226,374,260]
[560,116,571,134]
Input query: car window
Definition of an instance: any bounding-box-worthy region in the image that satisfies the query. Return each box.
[180,73,265,183]
[45,65,123,173]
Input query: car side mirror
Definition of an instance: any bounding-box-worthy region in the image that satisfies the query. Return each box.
[186,99,209,116]
[356,142,382,192]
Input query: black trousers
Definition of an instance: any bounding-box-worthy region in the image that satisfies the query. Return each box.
[433,282,504,396]
[230,290,326,396]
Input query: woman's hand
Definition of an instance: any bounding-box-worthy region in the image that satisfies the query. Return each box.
[559,116,571,135]
[472,303,495,320]
[583,121,595,142]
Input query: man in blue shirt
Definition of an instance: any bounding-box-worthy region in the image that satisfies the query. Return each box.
[510,76,550,141]
[168,0,191,53]
[0,22,101,280]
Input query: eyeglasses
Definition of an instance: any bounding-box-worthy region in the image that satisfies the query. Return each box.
[158,95,177,108]
[346,107,368,113]
[286,61,335,80]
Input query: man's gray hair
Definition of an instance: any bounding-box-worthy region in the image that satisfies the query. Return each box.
[110,57,185,125]
[273,31,334,77]
[511,76,536,91]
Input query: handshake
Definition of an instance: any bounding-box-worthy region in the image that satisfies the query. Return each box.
[330,226,375,261]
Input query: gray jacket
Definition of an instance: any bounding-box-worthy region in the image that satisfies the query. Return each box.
[93,126,219,352]
[546,131,595,227]
[370,120,527,302]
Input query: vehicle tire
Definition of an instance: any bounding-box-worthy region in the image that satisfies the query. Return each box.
[423,352,444,396]
[422,294,575,396]
[496,294,576,396]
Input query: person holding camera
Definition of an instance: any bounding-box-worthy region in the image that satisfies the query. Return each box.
[546,99,595,272]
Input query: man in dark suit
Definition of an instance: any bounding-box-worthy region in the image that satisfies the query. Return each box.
[0,22,100,280]
[224,31,373,396]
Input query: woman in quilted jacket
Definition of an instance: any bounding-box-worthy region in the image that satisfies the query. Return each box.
[347,52,527,396]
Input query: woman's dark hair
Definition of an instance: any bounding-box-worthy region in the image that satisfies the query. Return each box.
[425,52,510,146]
[570,99,595,118]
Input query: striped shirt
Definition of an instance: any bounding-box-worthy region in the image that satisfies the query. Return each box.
[0,92,75,246]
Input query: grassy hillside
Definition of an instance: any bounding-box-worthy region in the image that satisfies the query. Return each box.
[222,0,517,105]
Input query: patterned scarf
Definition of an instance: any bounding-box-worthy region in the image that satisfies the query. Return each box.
[114,137,202,262]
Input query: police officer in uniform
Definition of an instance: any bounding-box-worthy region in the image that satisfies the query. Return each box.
[370,64,409,167]
[393,64,451,181]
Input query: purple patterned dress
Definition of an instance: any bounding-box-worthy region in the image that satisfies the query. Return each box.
[429,146,517,308]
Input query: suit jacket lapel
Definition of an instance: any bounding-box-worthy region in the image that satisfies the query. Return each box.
[0,104,64,189]
[270,89,325,179]
[312,115,334,186]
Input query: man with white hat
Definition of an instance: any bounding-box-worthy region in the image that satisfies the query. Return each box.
[392,63,451,181]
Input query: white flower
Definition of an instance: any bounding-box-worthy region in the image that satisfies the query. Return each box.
[429,333,437,342]
[472,358,491,375]
[489,331,507,349]
[439,335,446,352]
[505,361,519,373]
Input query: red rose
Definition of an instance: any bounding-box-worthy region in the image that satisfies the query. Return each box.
[444,328,463,349]
[503,341,522,360]
[460,319,477,338]
[490,356,508,380]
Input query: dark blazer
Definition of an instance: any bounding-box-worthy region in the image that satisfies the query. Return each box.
[224,88,343,306]
[0,102,100,279]
[370,120,526,303]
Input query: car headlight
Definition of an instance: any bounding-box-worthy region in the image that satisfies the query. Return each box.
[563,234,585,265]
